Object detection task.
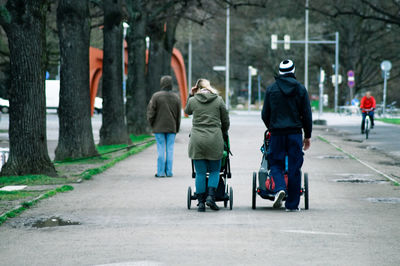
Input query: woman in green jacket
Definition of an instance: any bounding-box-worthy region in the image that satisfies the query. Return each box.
[185,79,230,212]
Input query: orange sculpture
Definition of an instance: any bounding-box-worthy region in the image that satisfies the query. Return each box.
[89,44,188,115]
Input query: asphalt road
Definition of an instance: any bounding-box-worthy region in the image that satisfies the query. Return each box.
[0,113,399,266]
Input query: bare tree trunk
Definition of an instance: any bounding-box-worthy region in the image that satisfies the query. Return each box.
[0,0,56,176]
[163,17,180,74]
[99,0,130,145]
[147,18,180,100]
[125,0,150,135]
[147,21,166,101]
[55,0,98,160]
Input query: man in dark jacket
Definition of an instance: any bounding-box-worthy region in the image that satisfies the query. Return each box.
[262,59,312,211]
[147,75,181,177]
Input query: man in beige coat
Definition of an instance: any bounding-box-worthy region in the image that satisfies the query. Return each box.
[147,75,181,177]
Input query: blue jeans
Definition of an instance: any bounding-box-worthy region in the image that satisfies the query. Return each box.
[268,134,304,210]
[193,159,221,194]
[154,133,176,177]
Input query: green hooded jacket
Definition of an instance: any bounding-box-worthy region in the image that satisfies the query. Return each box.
[184,92,230,160]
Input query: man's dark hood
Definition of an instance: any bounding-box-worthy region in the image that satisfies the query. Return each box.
[275,73,298,97]
[160,75,172,91]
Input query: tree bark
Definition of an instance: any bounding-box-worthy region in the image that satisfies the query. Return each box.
[147,21,166,101]
[99,0,130,145]
[162,17,180,74]
[55,0,98,160]
[0,0,56,176]
[125,0,150,135]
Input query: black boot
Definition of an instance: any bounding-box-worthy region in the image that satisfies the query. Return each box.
[206,187,219,211]
[197,193,206,212]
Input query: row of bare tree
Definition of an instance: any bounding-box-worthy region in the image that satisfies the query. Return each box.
[1,0,398,177]
[0,0,262,177]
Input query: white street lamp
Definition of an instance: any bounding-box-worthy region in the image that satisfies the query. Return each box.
[122,22,129,98]
[248,66,257,112]
[225,5,230,110]
[381,60,392,116]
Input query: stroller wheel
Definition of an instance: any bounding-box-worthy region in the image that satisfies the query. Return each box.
[229,187,233,210]
[187,186,192,210]
[224,185,228,208]
[252,172,257,209]
[304,173,309,210]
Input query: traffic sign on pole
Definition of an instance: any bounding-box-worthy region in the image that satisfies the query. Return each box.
[347,70,355,88]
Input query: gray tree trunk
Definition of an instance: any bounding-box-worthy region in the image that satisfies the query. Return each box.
[147,21,166,101]
[0,0,56,176]
[163,17,180,75]
[55,0,98,160]
[125,0,150,135]
[99,0,130,145]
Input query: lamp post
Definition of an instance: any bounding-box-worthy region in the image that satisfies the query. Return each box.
[212,6,230,110]
[188,24,192,92]
[248,66,257,112]
[257,74,262,109]
[318,68,325,118]
[381,60,392,116]
[225,5,230,110]
[305,0,309,91]
[122,22,129,98]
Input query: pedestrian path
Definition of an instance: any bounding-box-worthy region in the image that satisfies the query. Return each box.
[0,114,399,266]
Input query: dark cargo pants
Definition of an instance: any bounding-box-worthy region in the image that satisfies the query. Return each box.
[268,134,304,210]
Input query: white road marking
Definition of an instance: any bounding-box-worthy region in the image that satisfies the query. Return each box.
[95,261,165,266]
[281,230,349,236]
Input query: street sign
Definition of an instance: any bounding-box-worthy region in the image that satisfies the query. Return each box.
[381,60,392,71]
[248,66,257,76]
[213,66,226,71]
[347,70,355,88]
[331,74,342,85]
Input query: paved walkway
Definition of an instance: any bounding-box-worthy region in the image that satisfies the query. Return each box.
[0,113,399,265]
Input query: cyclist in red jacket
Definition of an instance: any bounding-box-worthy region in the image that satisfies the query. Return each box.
[360,91,376,134]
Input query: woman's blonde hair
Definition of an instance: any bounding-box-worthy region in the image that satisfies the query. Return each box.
[194,79,219,95]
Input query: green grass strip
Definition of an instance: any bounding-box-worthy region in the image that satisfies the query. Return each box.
[317,136,330,144]
[317,135,399,185]
[317,136,351,155]
[376,118,400,125]
[0,185,74,226]
[54,135,153,165]
[0,175,68,187]
[0,191,42,201]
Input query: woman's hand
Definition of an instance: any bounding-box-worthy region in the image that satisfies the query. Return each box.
[190,86,198,95]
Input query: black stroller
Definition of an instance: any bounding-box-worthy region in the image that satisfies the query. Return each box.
[252,130,309,209]
[187,135,233,210]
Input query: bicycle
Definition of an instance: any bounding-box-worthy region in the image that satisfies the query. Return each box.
[361,108,374,139]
